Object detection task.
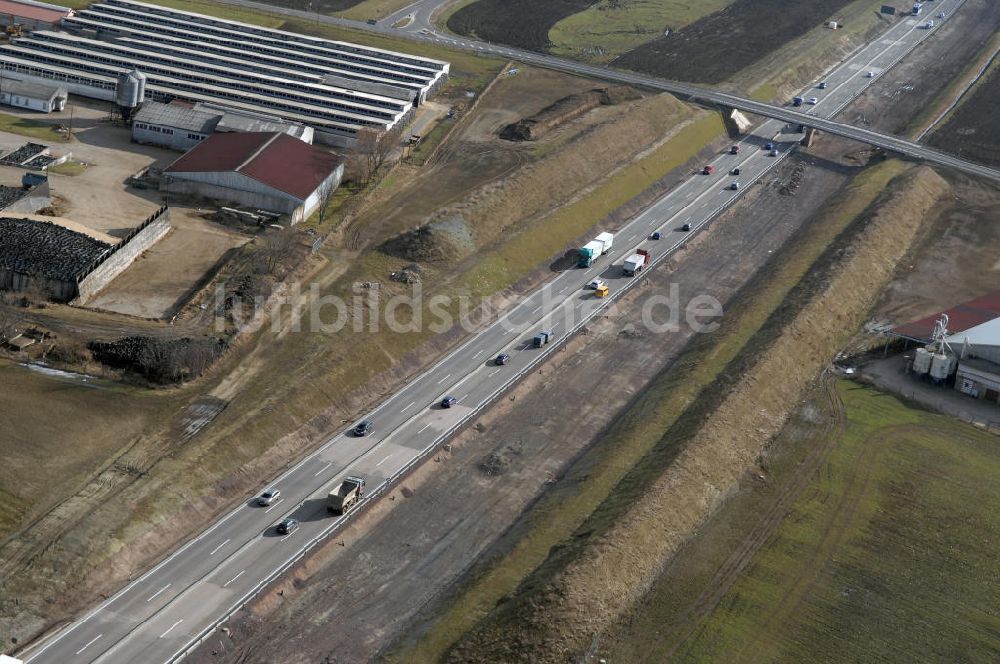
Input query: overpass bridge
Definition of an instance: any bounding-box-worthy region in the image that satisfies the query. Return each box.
[203,0,998,182]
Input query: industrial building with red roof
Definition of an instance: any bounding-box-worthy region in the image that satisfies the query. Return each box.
[0,0,70,30]
[162,132,343,224]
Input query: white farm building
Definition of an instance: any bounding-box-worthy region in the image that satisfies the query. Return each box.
[0,79,67,112]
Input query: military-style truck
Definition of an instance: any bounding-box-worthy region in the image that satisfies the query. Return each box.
[327,476,366,515]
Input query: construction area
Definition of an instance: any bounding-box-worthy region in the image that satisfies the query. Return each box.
[0,0,999,663]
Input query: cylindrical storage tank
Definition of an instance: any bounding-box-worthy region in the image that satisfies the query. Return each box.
[912,347,932,375]
[133,68,147,102]
[115,69,143,108]
[931,352,956,380]
[929,352,952,382]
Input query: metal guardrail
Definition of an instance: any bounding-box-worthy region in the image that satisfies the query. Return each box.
[39,4,974,659]
[167,132,790,662]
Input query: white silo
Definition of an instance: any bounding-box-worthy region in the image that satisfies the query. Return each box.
[929,352,956,383]
[115,68,146,123]
[912,347,932,375]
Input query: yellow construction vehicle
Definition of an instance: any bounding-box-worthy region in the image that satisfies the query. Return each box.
[595,284,609,298]
[5,22,23,38]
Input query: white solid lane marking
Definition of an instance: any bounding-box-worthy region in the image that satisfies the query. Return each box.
[280,533,293,542]
[223,570,245,588]
[159,620,183,639]
[314,462,332,477]
[417,423,431,434]
[531,305,541,314]
[75,634,102,655]
[401,401,415,412]
[264,498,284,514]
[209,539,230,556]
[473,350,483,358]
[376,454,392,467]
[489,370,500,377]
[146,583,171,602]
[437,373,451,384]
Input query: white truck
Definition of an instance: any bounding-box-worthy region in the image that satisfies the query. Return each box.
[577,232,615,268]
[623,249,649,277]
[594,232,614,254]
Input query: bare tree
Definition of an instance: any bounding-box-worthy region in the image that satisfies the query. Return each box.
[316,177,338,226]
[352,126,402,186]
[256,227,300,276]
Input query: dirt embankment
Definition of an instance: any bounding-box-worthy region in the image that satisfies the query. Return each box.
[446,165,951,663]
[500,86,640,141]
[411,93,695,253]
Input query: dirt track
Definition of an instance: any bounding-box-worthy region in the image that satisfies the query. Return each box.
[186,149,862,663]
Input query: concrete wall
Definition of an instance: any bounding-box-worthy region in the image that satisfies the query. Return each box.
[0,90,58,113]
[1,180,51,214]
[133,123,208,152]
[297,162,344,223]
[0,268,75,301]
[74,207,171,304]
[956,362,1000,403]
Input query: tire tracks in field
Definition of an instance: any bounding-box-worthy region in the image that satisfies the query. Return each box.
[663,371,847,659]
[729,411,904,661]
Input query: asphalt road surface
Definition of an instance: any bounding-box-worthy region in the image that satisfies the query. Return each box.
[20,0,975,662]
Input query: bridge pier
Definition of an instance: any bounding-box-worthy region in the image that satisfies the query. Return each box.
[801,127,818,147]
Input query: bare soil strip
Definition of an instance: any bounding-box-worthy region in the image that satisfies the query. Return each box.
[444,165,950,662]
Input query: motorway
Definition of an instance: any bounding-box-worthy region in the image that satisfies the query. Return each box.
[19,0,976,662]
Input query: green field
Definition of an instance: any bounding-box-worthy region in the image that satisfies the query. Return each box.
[549,0,734,62]
[612,380,1000,662]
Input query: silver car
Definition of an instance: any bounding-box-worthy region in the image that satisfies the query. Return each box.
[257,489,280,506]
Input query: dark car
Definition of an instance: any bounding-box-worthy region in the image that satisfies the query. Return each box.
[256,489,280,506]
[495,353,510,366]
[276,518,299,535]
[764,142,774,151]
[353,420,373,437]
[681,223,691,232]
[651,231,661,240]
[441,395,457,408]
[731,167,741,176]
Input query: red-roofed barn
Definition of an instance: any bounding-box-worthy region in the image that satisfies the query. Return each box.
[0,0,70,31]
[162,132,343,224]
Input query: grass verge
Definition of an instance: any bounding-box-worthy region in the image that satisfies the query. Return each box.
[336,0,419,21]
[388,159,909,662]
[638,380,1000,662]
[744,0,888,101]
[0,112,63,142]
[464,112,725,298]
[46,160,88,176]
[549,0,735,63]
